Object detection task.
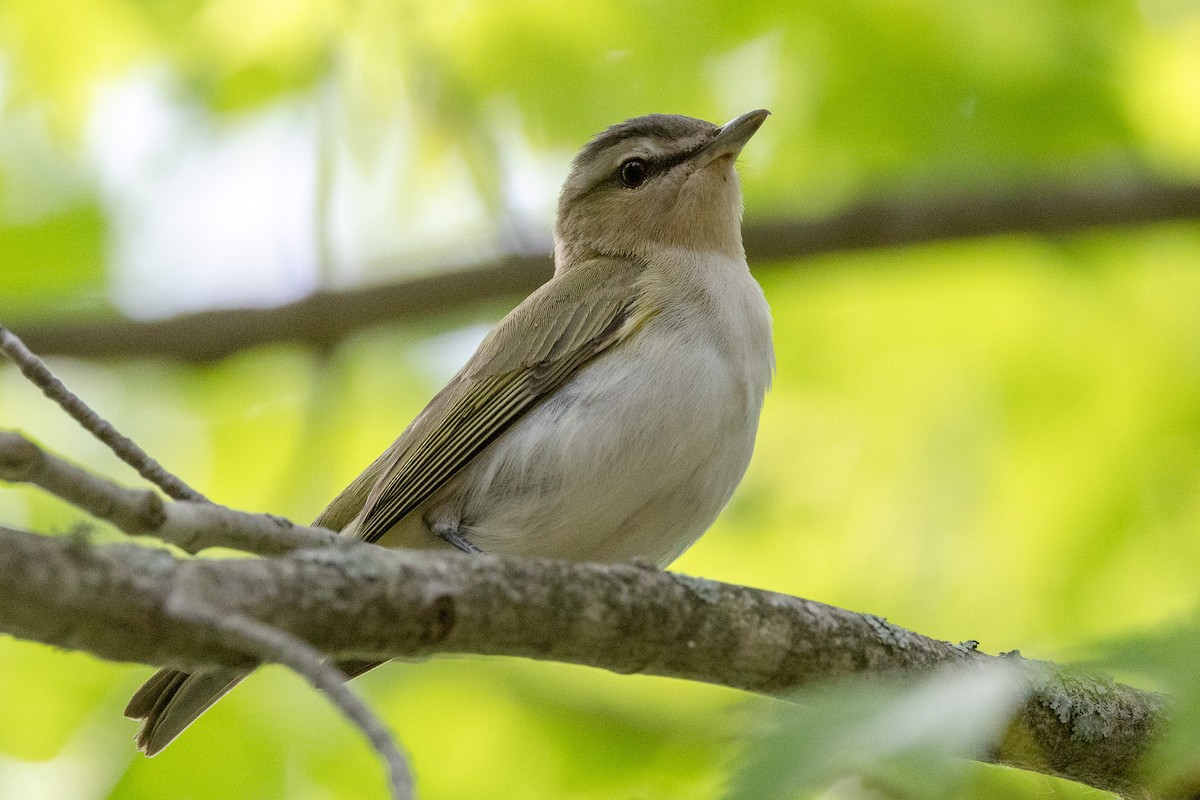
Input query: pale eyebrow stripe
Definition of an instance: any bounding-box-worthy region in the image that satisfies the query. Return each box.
[577,116,702,160]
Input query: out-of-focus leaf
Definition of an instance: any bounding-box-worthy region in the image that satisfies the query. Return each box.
[202,58,326,113]
[0,642,125,760]
[0,0,148,135]
[726,666,1023,800]
[1099,619,1200,793]
[0,204,106,317]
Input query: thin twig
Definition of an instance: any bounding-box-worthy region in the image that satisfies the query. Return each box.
[167,589,414,800]
[0,324,207,503]
[0,430,341,554]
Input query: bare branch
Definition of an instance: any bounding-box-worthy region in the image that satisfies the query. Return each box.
[10,175,1200,363]
[0,324,207,501]
[0,522,1168,797]
[0,430,340,554]
[167,589,413,799]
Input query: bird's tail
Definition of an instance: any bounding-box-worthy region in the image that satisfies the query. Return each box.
[124,668,245,756]
[125,660,387,755]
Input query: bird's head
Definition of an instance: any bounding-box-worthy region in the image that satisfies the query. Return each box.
[554,109,769,270]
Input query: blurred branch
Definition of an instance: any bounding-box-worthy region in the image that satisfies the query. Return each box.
[0,518,1168,798]
[20,253,546,362]
[13,175,1200,363]
[0,430,340,555]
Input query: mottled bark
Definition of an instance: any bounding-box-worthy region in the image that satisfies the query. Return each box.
[0,522,1168,797]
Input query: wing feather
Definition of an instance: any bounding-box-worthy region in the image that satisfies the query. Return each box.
[343,257,650,545]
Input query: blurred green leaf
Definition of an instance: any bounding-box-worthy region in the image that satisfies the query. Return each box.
[0,204,106,316]
[726,666,1022,800]
[0,642,125,760]
[1099,620,1200,793]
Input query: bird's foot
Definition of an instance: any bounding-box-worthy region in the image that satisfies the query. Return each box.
[431,522,483,555]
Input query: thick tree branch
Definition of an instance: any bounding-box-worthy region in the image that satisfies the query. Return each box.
[0,430,340,554]
[12,176,1200,363]
[0,523,1168,798]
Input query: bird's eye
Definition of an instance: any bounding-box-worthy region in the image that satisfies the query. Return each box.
[619,159,648,188]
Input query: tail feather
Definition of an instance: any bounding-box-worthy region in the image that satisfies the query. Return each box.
[124,668,184,720]
[125,668,246,756]
[125,660,387,755]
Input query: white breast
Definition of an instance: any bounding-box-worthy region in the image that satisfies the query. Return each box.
[410,250,773,567]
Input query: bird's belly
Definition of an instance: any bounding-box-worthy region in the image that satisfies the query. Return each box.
[408,329,765,567]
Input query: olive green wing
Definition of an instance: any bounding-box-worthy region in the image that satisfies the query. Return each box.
[348,257,651,545]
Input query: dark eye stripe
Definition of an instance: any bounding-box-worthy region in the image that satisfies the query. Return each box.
[643,141,710,175]
[571,137,714,203]
[605,140,710,188]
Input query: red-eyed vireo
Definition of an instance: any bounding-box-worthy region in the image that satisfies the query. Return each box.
[126,109,775,754]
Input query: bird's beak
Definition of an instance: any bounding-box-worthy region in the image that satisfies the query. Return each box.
[696,108,770,167]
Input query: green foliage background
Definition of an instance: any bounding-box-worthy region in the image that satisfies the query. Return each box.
[1,1,1199,797]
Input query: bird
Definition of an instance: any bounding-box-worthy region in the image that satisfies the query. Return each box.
[125,108,775,755]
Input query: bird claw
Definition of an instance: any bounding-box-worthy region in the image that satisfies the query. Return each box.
[433,525,483,555]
